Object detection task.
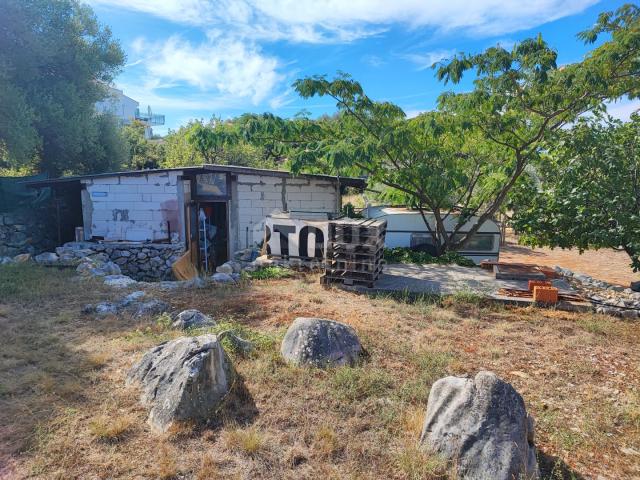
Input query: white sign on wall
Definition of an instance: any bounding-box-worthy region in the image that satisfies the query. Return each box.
[264,217,328,260]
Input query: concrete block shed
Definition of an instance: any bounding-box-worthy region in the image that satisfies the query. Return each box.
[26,165,366,270]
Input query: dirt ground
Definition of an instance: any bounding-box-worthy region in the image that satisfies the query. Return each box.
[1,264,639,479]
[500,234,639,287]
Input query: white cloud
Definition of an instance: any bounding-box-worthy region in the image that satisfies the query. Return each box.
[124,35,285,111]
[402,50,456,70]
[142,36,282,104]
[89,0,600,43]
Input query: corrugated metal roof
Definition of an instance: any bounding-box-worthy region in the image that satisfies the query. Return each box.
[23,164,367,189]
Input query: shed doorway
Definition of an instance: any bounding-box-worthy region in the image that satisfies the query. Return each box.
[196,201,228,273]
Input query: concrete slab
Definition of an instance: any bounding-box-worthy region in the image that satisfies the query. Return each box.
[348,263,576,296]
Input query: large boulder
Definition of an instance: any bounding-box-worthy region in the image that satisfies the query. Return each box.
[103,274,137,288]
[127,335,234,432]
[172,309,214,329]
[419,371,539,480]
[280,317,362,367]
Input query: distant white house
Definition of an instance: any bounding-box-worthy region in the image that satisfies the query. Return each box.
[95,86,165,139]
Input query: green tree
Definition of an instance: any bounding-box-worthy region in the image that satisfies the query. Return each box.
[227,4,639,254]
[0,0,125,175]
[122,120,164,170]
[161,122,205,168]
[182,119,282,169]
[511,113,640,271]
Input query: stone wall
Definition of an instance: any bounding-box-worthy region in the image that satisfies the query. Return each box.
[60,241,184,281]
[0,210,57,257]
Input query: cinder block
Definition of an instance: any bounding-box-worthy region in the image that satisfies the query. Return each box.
[164,185,177,194]
[137,184,165,193]
[263,191,283,201]
[91,177,120,185]
[119,175,149,185]
[237,184,252,192]
[312,192,335,201]
[287,200,301,209]
[92,210,113,221]
[151,193,178,203]
[237,174,262,183]
[239,191,261,200]
[109,184,139,194]
[286,178,310,186]
[112,193,143,202]
[284,185,302,194]
[286,192,312,201]
[129,210,154,221]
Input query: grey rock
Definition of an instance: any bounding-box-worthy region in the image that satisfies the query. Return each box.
[126,334,233,432]
[280,317,362,368]
[0,256,15,265]
[216,262,234,275]
[133,299,171,318]
[95,302,119,316]
[574,273,593,284]
[172,309,214,329]
[13,253,31,263]
[34,252,59,264]
[420,371,539,480]
[103,275,137,288]
[621,309,639,319]
[609,285,624,292]
[120,290,146,307]
[631,281,640,292]
[211,272,234,283]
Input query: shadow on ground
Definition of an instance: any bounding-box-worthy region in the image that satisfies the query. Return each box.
[539,450,585,480]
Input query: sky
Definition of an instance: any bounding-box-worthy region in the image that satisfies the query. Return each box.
[88,0,639,136]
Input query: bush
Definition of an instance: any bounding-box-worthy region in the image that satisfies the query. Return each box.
[383,247,476,267]
[247,266,294,280]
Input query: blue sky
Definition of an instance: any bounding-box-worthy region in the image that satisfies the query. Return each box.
[88,0,638,136]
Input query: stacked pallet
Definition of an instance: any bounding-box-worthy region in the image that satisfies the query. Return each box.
[321,218,387,288]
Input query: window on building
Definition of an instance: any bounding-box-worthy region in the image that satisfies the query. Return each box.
[195,173,228,198]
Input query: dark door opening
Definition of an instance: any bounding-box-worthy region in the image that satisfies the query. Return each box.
[197,201,228,273]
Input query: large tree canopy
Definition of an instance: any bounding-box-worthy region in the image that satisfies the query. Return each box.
[511,114,640,271]
[0,0,126,175]
[212,4,640,254]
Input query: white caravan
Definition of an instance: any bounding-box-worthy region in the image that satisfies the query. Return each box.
[364,206,501,264]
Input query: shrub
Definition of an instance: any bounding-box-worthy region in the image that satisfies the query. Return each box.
[383,247,476,268]
[329,367,394,402]
[247,266,294,280]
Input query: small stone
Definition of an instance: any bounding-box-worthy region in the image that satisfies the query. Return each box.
[216,263,234,275]
[211,272,234,283]
[95,302,119,316]
[120,290,146,306]
[34,252,59,264]
[103,275,137,288]
[133,299,171,318]
[172,309,214,329]
[13,253,31,263]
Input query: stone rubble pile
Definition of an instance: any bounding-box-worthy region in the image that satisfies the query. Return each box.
[554,266,640,318]
[82,290,171,318]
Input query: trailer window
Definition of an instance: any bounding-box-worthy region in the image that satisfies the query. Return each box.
[452,234,495,252]
[410,233,435,249]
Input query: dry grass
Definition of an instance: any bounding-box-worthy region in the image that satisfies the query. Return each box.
[1,264,639,479]
[88,414,134,442]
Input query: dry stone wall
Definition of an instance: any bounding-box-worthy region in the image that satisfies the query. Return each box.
[0,210,56,257]
[61,241,184,281]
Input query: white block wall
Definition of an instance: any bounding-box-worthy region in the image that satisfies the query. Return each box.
[231,174,339,251]
[81,171,182,241]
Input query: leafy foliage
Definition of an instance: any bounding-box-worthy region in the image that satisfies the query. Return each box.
[384,248,476,267]
[206,4,640,256]
[0,0,126,175]
[122,120,164,170]
[512,113,640,271]
[247,266,294,280]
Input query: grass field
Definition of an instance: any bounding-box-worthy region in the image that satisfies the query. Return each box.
[0,264,639,479]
